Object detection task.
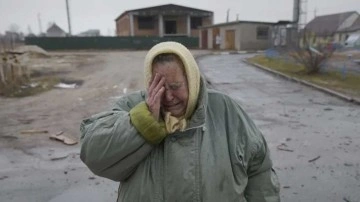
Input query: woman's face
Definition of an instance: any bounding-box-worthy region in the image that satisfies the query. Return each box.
[152,61,189,118]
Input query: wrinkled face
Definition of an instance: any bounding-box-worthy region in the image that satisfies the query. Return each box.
[152,61,189,118]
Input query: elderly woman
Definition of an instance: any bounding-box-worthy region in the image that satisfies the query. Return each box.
[80,42,280,202]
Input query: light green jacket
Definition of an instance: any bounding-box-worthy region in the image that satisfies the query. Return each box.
[80,80,280,202]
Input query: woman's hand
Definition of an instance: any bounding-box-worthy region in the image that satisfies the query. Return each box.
[146,73,165,121]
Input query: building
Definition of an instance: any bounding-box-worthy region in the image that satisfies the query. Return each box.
[4,31,23,42]
[46,23,67,37]
[78,29,101,37]
[335,16,360,44]
[304,11,360,45]
[199,21,275,51]
[115,4,213,37]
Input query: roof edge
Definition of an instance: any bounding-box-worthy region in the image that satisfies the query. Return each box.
[115,3,213,21]
[200,20,277,29]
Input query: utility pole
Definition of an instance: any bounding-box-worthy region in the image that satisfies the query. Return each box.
[236,14,239,21]
[66,0,72,36]
[38,13,43,35]
[299,0,308,30]
[226,9,230,22]
[314,8,317,17]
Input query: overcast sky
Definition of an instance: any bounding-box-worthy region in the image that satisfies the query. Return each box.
[0,0,359,35]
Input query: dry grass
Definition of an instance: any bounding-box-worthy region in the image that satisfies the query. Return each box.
[248,55,360,99]
[331,52,360,60]
[0,76,60,97]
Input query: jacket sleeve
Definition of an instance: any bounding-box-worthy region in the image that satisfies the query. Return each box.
[228,96,280,202]
[244,137,281,202]
[80,92,166,182]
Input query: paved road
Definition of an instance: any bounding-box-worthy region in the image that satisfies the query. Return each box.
[198,54,360,202]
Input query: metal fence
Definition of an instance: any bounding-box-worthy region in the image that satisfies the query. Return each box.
[24,36,199,50]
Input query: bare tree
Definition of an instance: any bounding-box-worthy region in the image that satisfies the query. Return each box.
[290,29,335,74]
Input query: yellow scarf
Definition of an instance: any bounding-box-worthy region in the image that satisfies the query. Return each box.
[144,42,200,134]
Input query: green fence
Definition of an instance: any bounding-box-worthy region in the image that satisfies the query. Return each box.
[25,36,199,50]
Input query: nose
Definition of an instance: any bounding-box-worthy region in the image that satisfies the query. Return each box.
[164,89,174,101]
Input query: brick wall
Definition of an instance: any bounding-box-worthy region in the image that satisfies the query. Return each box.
[191,16,212,37]
[133,16,159,36]
[116,15,130,36]
[177,16,187,34]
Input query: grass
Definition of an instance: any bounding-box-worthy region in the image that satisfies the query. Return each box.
[0,76,60,97]
[247,55,360,99]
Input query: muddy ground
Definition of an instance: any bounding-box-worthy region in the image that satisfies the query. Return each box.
[0,50,208,202]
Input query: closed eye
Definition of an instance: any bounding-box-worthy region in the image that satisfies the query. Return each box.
[166,82,183,91]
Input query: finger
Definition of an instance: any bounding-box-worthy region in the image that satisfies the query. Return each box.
[148,74,160,97]
[149,76,165,101]
[153,86,165,104]
[153,76,165,94]
[149,73,160,91]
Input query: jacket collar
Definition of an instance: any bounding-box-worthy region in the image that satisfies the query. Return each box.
[185,77,208,130]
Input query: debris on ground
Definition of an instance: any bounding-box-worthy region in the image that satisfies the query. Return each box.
[50,155,69,161]
[54,82,77,89]
[20,129,48,134]
[308,155,321,163]
[21,82,39,89]
[17,118,34,124]
[0,176,9,180]
[11,45,49,58]
[343,197,351,202]
[277,143,294,152]
[344,163,354,167]
[49,131,78,145]
[0,135,18,140]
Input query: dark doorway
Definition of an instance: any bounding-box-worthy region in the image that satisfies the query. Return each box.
[165,20,177,34]
[202,30,208,49]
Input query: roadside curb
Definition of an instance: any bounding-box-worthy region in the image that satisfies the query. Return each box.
[211,50,264,55]
[242,59,360,105]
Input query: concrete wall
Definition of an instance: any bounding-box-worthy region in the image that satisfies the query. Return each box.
[218,25,241,50]
[207,28,213,49]
[200,22,273,50]
[334,33,349,44]
[239,23,272,51]
[335,30,360,45]
[193,17,213,38]
[175,16,187,34]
